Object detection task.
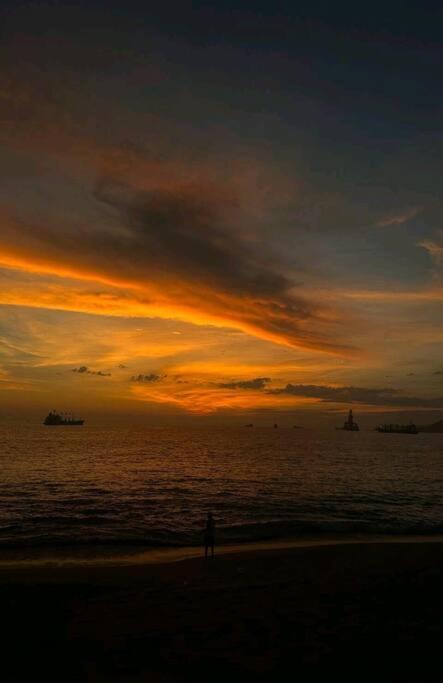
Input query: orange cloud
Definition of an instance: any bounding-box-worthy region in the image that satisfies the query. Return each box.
[0,66,358,357]
[130,381,319,414]
[418,234,443,270]
[376,207,418,227]
[303,286,443,303]
[0,194,354,355]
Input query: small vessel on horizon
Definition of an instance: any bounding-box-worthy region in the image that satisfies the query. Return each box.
[376,422,418,434]
[337,409,359,431]
[43,410,84,426]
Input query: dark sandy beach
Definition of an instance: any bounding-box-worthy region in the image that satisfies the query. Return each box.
[1,538,442,682]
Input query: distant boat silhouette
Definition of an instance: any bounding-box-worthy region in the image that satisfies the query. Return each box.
[43,410,84,426]
[244,423,254,428]
[336,409,359,431]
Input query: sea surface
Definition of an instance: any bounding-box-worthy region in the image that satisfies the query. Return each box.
[1,424,442,551]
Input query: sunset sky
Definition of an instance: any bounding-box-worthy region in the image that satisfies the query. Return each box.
[1,1,443,421]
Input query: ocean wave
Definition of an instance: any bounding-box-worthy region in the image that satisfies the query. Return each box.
[1,425,442,548]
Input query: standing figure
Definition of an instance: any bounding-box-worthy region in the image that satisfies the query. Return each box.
[204,512,216,559]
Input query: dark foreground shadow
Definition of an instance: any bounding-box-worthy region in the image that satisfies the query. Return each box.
[1,541,442,682]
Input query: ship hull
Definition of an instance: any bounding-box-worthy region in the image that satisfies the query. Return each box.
[44,421,84,426]
[376,428,417,434]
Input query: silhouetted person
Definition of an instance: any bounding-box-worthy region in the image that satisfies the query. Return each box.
[204,512,216,559]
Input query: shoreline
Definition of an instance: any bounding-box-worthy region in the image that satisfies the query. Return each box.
[1,531,442,571]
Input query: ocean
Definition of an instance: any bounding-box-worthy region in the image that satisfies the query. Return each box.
[1,424,442,552]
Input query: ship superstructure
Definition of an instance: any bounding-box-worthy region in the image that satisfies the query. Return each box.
[337,409,359,431]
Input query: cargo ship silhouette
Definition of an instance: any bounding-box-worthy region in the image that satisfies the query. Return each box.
[43,410,84,426]
[376,422,417,434]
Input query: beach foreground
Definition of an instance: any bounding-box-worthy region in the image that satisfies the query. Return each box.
[2,539,442,682]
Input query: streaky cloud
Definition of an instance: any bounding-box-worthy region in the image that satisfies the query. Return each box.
[216,377,271,390]
[131,373,163,383]
[269,383,443,408]
[376,207,418,227]
[72,366,111,376]
[0,169,355,355]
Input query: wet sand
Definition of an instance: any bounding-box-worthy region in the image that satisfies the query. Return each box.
[1,538,442,681]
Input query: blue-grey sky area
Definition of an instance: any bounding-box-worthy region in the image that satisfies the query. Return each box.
[0,1,442,419]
